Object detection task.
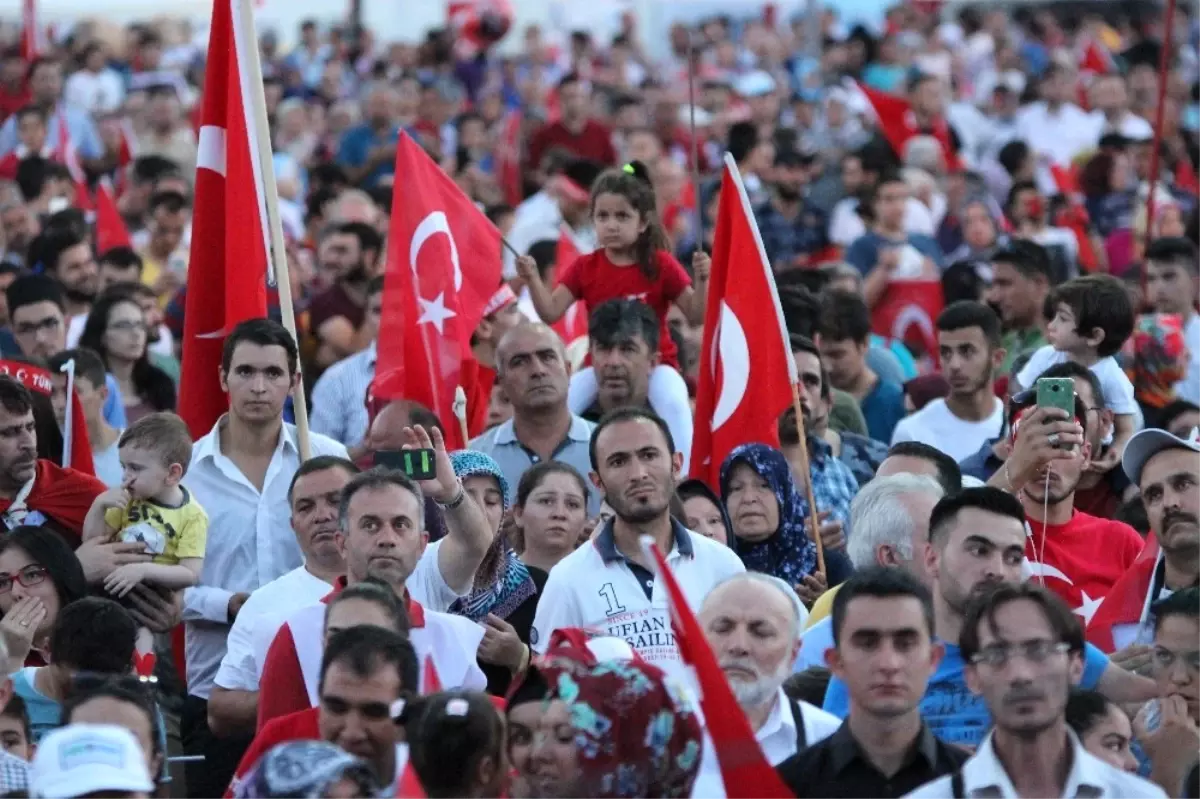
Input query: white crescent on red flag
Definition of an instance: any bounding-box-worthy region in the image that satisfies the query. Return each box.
[689,154,796,488]
[870,279,944,365]
[375,133,503,449]
[178,0,270,438]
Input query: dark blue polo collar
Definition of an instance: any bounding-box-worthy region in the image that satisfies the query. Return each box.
[593,516,695,564]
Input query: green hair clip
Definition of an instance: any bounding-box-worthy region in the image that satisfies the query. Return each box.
[622,163,635,175]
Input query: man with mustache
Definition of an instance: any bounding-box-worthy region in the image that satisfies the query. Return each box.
[530,408,743,680]
[693,572,840,797]
[907,583,1165,798]
[1087,426,1200,655]
[208,456,358,737]
[822,488,1156,748]
[1002,376,1144,627]
[309,222,382,370]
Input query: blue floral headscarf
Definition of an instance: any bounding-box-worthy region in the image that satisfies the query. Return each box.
[718,443,818,584]
[446,450,535,622]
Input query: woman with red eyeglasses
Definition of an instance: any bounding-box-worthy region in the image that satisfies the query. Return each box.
[0,526,87,670]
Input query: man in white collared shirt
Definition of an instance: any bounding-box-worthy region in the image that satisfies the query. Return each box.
[181,319,348,797]
[207,455,358,738]
[906,583,1164,798]
[692,573,839,798]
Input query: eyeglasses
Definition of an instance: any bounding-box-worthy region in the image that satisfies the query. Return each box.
[970,640,1071,668]
[1152,646,1200,674]
[0,565,48,594]
[107,320,148,334]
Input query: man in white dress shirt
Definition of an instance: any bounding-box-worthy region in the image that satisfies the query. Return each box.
[207,455,358,737]
[906,583,1164,798]
[180,319,349,797]
[692,573,840,798]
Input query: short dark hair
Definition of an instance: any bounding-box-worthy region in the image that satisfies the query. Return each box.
[588,298,659,354]
[49,597,137,673]
[885,441,962,496]
[1152,586,1199,634]
[1046,275,1133,358]
[515,460,589,508]
[0,526,86,622]
[0,694,30,743]
[147,190,189,215]
[221,318,299,376]
[937,300,1002,349]
[319,626,420,696]
[589,406,675,471]
[50,348,109,392]
[403,690,505,799]
[118,412,193,469]
[831,566,935,647]
[6,273,65,317]
[1065,688,1118,740]
[98,246,144,276]
[818,290,871,344]
[0,377,33,418]
[727,121,759,164]
[1145,236,1199,274]
[130,155,182,186]
[960,582,1085,664]
[992,240,1054,284]
[14,105,46,126]
[326,578,410,635]
[1159,399,1200,434]
[338,468,425,533]
[31,226,89,275]
[62,679,161,758]
[928,486,1025,546]
[333,221,383,258]
[789,334,830,400]
[287,455,361,504]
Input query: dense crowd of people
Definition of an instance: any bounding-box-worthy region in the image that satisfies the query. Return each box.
[0,0,1196,796]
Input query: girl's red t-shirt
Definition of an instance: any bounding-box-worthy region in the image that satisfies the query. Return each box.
[556,249,691,368]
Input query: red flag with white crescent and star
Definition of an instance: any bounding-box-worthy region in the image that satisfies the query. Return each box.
[375,132,502,449]
[94,177,132,253]
[689,155,796,489]
[177,0,270,438]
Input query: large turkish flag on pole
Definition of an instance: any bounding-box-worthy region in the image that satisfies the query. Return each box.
[374,133,502,449]
[690,154,796,488]
[178,0,270,438]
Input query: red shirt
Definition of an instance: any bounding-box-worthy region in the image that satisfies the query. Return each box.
[558,249,691,368]
[526,119,616,171]
[0,460,106,547]
[1025,510,1145,626]
[0,85,30,124]
[225,707,320,797]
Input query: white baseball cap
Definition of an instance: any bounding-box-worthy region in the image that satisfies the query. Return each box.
[32,724,154,798]
[1122,426,1200,485]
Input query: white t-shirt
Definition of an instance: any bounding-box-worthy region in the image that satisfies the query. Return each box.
[828,196,935,247]
[891,397,1006,462]
[530,524,745,685]
[214,565,334,692]
[1017,346,1138,416]
[92,440,123,488]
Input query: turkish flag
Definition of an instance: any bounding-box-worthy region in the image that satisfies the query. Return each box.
[375,132,502,449]
[178,0,269,438]
[690,155,796,488]
[0,360,93,475]
[644,539,793,799]
[871,280,944,362]
[495,108,524,207]
[551,226,589,346]
[94,178,131,253]
[20,0,46,63]
[857,82,960,171]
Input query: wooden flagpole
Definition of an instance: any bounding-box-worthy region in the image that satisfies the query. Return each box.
[1140,0,1178,292]
[235,0,312,460]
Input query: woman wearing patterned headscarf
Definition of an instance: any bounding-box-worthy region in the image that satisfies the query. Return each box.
[507,645,703,798]
[447,450,537,695]
[719,443,854,588]
[233,740,381,798]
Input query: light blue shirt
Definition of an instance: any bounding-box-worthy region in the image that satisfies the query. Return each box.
[469,414,599,516]
[821,640,1110,748]
[103,374,127,428]
[0,105,103,160]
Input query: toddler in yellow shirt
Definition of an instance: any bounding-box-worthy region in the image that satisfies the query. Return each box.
[83,412,207,655]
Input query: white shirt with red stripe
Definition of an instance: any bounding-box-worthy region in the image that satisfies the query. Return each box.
[262,581,486,714]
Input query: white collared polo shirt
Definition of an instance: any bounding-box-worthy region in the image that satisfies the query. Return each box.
[530,518,744,682]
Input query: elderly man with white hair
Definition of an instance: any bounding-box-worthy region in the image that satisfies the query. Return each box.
[691,572,840,798]
[795,473,946,671]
